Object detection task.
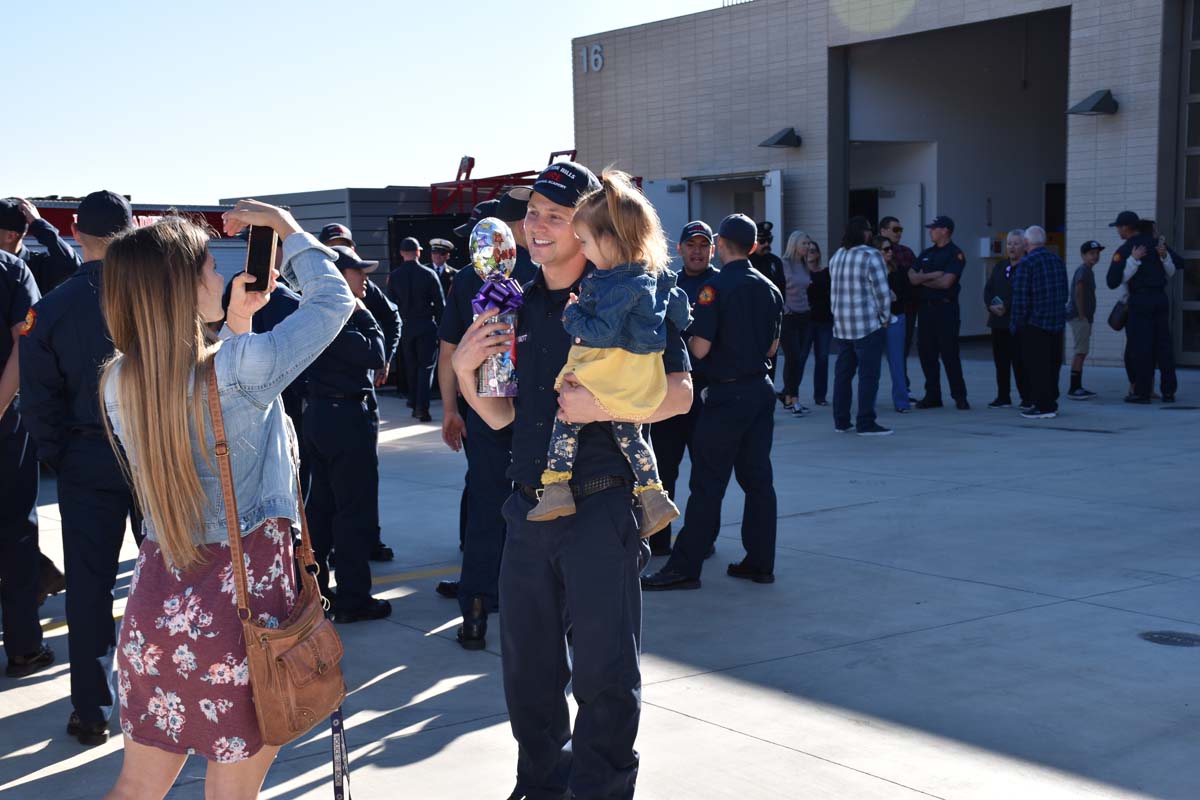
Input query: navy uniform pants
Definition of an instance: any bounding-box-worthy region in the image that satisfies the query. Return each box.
[400,329,437,414]
[917,301,968,402]
[458,406,512,616]
[58,438,142,724]
[0,410,44,663]
[304,396,377,612]
[665,376,777,580]
[646,381,704,552]
[365,390,384,550]
[1126,293,1177,398]
[500,486,645,800]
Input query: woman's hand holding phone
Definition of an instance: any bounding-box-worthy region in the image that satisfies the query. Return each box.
[225,269,278,335]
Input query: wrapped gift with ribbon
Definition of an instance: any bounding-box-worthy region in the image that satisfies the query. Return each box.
[469,217,524,397]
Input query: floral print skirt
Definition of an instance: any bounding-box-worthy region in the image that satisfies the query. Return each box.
[116,518,296,763]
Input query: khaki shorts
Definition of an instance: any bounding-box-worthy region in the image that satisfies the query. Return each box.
[1069,318,1092,355]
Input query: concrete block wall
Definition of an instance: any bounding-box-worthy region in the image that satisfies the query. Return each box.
[574,0,1171,366]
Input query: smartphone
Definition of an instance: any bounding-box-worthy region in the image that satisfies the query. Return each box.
[244,225,278,292]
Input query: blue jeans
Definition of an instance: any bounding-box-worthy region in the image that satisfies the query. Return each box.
[832,327,886,430]
[886,314,910,410]
[806,320,833,402]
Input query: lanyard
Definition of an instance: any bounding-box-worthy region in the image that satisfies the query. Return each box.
[332,707,352,800]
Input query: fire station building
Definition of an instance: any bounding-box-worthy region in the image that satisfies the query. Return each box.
[572,0,1200,366]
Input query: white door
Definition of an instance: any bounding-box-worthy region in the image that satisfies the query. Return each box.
[876,183,925,250]
[763,169,784,237]
[642,179,691,252]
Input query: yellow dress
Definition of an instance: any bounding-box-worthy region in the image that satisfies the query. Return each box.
[555,344,666,421]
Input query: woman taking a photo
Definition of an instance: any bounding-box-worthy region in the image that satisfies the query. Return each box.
[778,231,814,416]
[100,201,354,799]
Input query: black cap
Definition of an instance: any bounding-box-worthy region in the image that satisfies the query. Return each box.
[330,245,379,273]
[76,190,133,238]
[531,161,600,208]
[399,237,421,253]
[925,215,955,232]
[454,199,501,238]
[0,199,27,235]
[319,223,355,247]
[679,220,713,243]
[1080,239,1106,254]
[717,214,758,248]
[497,187,532,222]
[756,220,774,245]
[1109,210,1140,228]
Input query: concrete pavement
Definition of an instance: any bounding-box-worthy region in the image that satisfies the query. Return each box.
[2,347,1198,799]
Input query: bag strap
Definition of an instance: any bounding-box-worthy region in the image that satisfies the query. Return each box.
[331,707,352,799]
[205,367,319,622]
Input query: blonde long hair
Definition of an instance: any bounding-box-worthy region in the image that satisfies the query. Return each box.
[782,230,811,261]
[573,169,670,274]
[100,217,217,571]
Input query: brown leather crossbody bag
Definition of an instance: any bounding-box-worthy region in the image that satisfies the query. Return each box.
[205,368,347,746]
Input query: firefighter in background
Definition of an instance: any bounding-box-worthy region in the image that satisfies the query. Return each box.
[388,237,443,422]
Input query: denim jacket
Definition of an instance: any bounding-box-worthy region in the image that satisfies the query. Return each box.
[563,263,692,355]
[105,233,355,545]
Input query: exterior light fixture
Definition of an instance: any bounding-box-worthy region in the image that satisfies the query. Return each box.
[759,127,803,148]
[1067,90,1118,115]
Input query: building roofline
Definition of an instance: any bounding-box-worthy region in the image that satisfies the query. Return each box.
[571,2,754,43]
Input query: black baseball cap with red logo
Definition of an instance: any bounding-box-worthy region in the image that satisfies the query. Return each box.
[531,161,600,208]
[319,223,355,247]
[680,221,713,243]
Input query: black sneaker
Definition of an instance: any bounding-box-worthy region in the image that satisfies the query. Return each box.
[1020,409,1057,419]
[726,561,775,584]
[856,422,894,436]
[791,405,810,417]
[955,398,970,411]
[834,423,854,433]
[987,398,1012,409]
[6,644,55,678]
[1019,402,1035,413]
[914,397,943,409]
[1162,393,1176,403]
[332,597,393,624]
[67,712,110,746]
[1067,388,1097,400]
[1124,394,1152,404]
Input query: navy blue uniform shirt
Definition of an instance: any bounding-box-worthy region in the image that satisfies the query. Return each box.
[363,279,401,363]
[507,265,690,487]
[305,306,387,398]
[687,259,782,383]
[438,246,539,346]
[2,251,40,393]
[19,260,115,466]
[915,242,966,303]
[1105,234,1174,296]
[15,218,82,295]
[386,260,445,337]
[675,264,718,380]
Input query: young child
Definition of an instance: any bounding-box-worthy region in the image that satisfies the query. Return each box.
[526,170,692,537]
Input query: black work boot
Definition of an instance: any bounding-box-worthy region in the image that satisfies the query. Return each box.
[457,596,488,651]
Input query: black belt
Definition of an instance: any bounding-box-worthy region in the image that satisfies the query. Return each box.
[312,392,371,402]
[715,373,767,384]
[516,475,628,502]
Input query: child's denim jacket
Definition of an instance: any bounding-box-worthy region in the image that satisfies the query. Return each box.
[563,263,693,355]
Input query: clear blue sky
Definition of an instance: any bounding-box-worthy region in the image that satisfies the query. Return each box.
[8,1,715,206]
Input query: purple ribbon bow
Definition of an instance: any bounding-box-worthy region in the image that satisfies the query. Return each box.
[471,276,525,317]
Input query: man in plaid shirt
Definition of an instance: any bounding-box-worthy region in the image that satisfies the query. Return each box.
[830,217,893,435]
[1010,225,1068,418]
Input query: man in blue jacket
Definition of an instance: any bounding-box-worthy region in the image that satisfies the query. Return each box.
[19,190,140,746]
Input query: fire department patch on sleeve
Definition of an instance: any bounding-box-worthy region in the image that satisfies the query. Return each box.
[698,286,716,306]
[1113,252,1123,263]
[956,251,965,262]
[19,307,35,336]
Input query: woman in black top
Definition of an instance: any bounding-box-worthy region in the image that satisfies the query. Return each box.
[803,241,832,406]
[879,237,912,412]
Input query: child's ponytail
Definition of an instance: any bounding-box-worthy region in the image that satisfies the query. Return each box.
[575,169,670,274]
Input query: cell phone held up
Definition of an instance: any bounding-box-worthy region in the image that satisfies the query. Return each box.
[244,225,278,293]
